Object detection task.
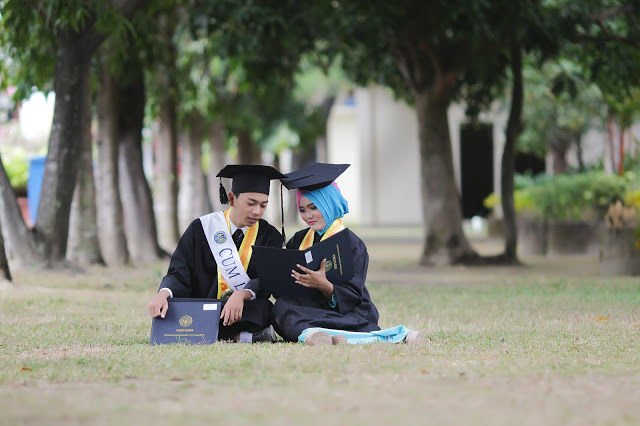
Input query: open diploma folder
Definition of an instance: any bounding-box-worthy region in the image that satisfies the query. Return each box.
[253,229,355,298]
[150,298,221,345]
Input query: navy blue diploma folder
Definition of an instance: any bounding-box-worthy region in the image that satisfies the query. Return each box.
[150,298,221,345]
[252,229,354,298]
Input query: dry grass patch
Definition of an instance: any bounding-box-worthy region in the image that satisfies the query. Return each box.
[1,238,639,424]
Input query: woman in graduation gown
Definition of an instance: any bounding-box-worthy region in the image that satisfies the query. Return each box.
[252,163,420,345]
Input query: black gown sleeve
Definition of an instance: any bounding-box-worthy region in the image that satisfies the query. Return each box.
[158,219,200,298]
[285,230,305,249]
[261,223,285,249]
[331,231,369,315]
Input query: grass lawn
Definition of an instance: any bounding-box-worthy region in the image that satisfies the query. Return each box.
[1,236,639,425]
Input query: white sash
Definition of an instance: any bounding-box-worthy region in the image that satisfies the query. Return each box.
[199,212,250,291]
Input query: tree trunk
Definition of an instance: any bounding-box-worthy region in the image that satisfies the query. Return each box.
[95,67,129,266]
[207,120,227,212]
[154,106,180,251]
[237,130,260,164]
[178,112,211,230]
[36,38,93,266]
[118,66,165,263]
[618,123,625,175]
[575,133,585,172]
[153,14,180,252]
[3,2,146,269]
[66,85,104,266]
[0,216,12,281]
[0,154,41,267]
[606,117,616,173]
[551,145,568,175]
[314,96,336,163]
[315,136,328,163]
[500,44,523,264]
[415,89,477,264]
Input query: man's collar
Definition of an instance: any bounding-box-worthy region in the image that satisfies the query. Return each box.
[229,220,248,235]
[227,208,248,234]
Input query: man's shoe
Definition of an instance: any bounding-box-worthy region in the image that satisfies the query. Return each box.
[251,325,277,343]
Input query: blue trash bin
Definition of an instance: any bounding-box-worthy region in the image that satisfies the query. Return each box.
[28,156,46,224]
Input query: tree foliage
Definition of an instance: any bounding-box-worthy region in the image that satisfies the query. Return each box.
[518,59,606,158]
[0,0,138,98]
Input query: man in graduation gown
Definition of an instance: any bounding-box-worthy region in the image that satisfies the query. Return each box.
[147,165,284,343]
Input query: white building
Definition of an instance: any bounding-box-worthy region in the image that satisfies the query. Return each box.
[326,85,637,226]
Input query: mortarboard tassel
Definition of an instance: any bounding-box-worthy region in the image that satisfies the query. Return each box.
[280,183,286,247]
[219,178,229,205]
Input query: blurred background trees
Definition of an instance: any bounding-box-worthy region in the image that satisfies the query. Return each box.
[0,0,638,277]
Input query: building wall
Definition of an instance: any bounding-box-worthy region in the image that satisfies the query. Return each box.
[327,87,424,225]
[328,86,505,225]
[326,85,637,225]
[326,104,362,224]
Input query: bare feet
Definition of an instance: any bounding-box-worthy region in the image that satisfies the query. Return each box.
[305,331,346,346]
[404,330,422,346]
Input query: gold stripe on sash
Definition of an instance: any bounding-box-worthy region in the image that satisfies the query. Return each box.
[216,208,259,298]
[298,218,345,250]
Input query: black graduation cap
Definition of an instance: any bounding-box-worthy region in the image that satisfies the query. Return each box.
[216,165,285,205]
[281,163,350,191]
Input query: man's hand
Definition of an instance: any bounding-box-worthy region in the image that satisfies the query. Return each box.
[148,290,170,318]
[220,290,250,326]
[292,259,334,298]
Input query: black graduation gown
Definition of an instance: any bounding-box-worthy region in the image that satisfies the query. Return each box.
[158,216,283,339]
[269,228,380,342]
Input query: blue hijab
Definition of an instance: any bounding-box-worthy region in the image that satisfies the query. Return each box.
[300,183,349,235]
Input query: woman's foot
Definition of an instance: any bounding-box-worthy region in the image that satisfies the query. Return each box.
[305,331,333,345]
[305,331,346,345]
[404,330,422,345]
[331,335,347,345]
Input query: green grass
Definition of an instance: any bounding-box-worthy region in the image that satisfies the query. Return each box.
[1,241,639,425]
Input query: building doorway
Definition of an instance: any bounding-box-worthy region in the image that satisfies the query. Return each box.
[515,152,545,176]
[460,123,494,219]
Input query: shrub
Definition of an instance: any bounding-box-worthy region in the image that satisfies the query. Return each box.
[2,148,29,195]
[482,174,542,215]
[528,172,628,220]
[483,172,630,221]
[625,190,640,210]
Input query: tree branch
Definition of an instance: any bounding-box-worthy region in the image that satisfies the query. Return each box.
[591,5,634,22]
[82,0,150,54]
[390,36,419,94]
[573,33,640,47]
[111,0,149,18]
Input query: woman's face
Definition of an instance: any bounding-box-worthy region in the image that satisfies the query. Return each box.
[298,196,326,232]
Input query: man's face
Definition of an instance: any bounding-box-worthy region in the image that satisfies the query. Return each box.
[229,192,269,227]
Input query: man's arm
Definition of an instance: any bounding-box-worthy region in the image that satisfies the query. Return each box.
[147,220,199,317]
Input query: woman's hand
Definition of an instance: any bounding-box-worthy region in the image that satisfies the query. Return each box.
[292,259,334,298]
